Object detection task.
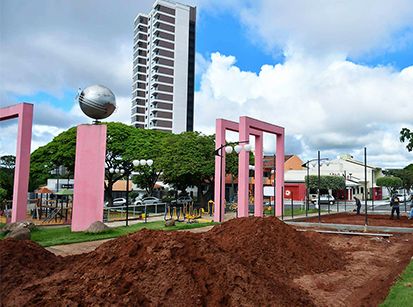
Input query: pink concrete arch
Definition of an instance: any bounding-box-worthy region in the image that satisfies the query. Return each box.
[214,116,285,222]
[0,103,34,222]
[238,116,284,218]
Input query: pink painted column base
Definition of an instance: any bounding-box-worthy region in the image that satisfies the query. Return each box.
[71,125,107,231]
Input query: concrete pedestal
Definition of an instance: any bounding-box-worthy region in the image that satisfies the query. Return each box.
[71,125,106,231]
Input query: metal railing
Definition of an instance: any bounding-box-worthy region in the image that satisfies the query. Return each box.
[103,202,167,222]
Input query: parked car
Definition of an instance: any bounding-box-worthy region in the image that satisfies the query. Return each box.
[134,196,160,206]
[176,196,193,205]
[394,194,409,202]
[312,194,335,208]
[105,198,126,207]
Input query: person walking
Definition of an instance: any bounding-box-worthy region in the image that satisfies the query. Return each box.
[407,195,413,220]
[354,196,361,215]
[390,194,400,220]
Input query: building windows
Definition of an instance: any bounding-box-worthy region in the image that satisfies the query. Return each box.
[132,1,195,133]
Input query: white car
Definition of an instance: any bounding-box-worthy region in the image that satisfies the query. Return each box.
[312,195,335,208]
[177,196,193,205]
[105,198,126,207]
[134,196,160,206]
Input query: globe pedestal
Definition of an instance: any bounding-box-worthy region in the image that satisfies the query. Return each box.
[71,124,107,231]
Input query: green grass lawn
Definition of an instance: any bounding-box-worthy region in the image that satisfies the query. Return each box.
[380,260,413,306]
[0,220,217,247]
[264,208,320,216]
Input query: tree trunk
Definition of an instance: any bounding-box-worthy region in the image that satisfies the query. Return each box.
[105,180,114,207]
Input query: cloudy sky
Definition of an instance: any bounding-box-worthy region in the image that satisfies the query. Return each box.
[1,0,412,168]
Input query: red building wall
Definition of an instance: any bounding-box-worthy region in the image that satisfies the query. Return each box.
[284,183,306,201]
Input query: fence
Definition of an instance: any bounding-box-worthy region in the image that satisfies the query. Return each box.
[104,202,167,222]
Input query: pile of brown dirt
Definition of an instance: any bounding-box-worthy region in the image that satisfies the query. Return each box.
[0,239,62,296]
[1,217,345,306]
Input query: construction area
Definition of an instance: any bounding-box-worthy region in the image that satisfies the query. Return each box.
[1,216,412,306]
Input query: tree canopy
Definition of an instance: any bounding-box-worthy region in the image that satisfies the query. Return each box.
[29,124,222,205]
[376,176,403,194]
[400,128,413,152]
[305,175,345,190]
[382,164,413,191]
[29,123,264,206]
[0,155,16,200]
[159,131,216,191]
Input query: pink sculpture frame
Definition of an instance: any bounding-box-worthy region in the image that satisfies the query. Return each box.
[214,116,285,222]
[0,103,33,222]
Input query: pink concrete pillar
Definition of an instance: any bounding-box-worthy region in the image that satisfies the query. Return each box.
[71,125,107,231]
[0,104,33,222]
[254,133,263,217]
[275,132,285,216]
[238,117,249,218]
[214,119,226,222]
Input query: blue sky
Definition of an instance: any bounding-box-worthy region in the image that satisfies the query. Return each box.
[1,0,413,167]
[196,11,281,75]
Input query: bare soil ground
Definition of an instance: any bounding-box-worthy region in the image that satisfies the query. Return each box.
[1,217,412,306]
[295,232,413,306]
[297,212,413,228]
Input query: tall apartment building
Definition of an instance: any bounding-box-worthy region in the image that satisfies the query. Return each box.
[131,0,196,133]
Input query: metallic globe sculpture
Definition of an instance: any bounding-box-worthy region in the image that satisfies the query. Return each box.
[78,85,116,121]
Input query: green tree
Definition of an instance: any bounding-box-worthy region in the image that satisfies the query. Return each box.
[30,122,141,205]
[400,128,413,152]
[305,175,345,191]
[128,128,169,196]
[0,155,16,169]
[383,164,413,192]
[30,127,77,191]
[159,132,216,206]
[0,187,7,209]
[376,176,403,195]
[0,155,16,200]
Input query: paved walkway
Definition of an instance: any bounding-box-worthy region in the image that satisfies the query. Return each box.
[46,239,113,256]
[46,225,215,256]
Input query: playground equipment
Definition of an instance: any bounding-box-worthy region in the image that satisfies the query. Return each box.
[164,201,214,223]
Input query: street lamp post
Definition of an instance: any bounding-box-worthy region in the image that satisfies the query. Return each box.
[215,141,251,222]
[108,158,154,227]
[371,169,374,212]
[109,166,130,226]
[133,159,154,223]
[343,170,347,212]
[301,154,329,221]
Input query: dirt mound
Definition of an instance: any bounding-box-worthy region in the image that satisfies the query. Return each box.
[0,239,61,296]
[210,217,344,276]
[1,217,345,306]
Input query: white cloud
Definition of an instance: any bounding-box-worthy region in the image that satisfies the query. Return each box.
[194,52,413,168]
[239,0,413,58]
